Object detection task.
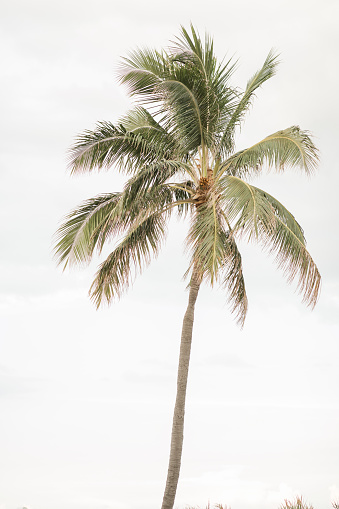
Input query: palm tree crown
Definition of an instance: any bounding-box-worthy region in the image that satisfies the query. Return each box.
[54,25,321,509]
[55,25,320,324]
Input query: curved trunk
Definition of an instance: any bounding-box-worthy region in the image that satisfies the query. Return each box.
[161,274,201,509]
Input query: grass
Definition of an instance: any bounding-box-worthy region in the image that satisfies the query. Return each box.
[186,497,339,509]
[279,497,314,509]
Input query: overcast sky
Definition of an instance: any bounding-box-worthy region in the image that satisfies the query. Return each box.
[1,1,338,509]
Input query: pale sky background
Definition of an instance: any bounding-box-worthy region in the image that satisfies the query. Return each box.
[1,1,338,509]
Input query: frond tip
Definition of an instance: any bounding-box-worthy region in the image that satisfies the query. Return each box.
[220,234,248,327]
[89,213,167,308]
[266,216,321,308]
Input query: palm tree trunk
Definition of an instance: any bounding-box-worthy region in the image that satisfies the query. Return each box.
[161,274,201,509]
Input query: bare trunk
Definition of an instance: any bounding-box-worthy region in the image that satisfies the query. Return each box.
[161,275,201,509]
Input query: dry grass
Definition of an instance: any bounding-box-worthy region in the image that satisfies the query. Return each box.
[186,504,230,509]
[185,497,339,509]
[279,496,314,509]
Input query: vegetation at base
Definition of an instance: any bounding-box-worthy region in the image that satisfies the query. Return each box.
[186,498,339,509]
[279,496,314,509]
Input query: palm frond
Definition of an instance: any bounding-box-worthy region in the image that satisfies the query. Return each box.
[122,159,192,206]
[219,175,276,239]
[262,208,321,307]
[217,50,279,156]
[119,106,183,157]
[185,198,248,325]
[219,176,320,306]
[117,47,166,100]
[186,198,229,284]
[68,121,167,174]
[172,25,205,66]
[220,234,248,327]
[165,181,196,217]
[54,193,122,267]
[157,77,205,151]
[55,151,194,275]
[169,25,238,151]
[90,212,167,307]
[118,26,239,155]
[253,187,305,242]
[120,106,165,134]
[172,24,236,89]
[248,186,321,306]
[219,126,319,177]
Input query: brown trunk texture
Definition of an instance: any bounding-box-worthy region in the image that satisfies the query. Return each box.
[160,275,201,509]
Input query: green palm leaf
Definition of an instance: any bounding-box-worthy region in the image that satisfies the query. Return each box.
[186,198,229,284]
[120,107,182,158]
[220,126,319,177]
[186,198,248,324]
[55,181,186,271]
[219,175,276,239]
[218,49,279,156]
[248,186,320,306]
[220,234,248,327]
[170,25,238,150]
[165,181,195,217]
[122,160,193,208]
[157,77,205,151]
[254,187,305,242]
[54,193,122,267]
[219,176,320,306]
[118,47,166,100]
[90,212,167,307]
[68,122,162,174]
[261,211,321,307]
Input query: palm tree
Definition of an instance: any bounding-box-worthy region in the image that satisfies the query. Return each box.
[54,25,321,509]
